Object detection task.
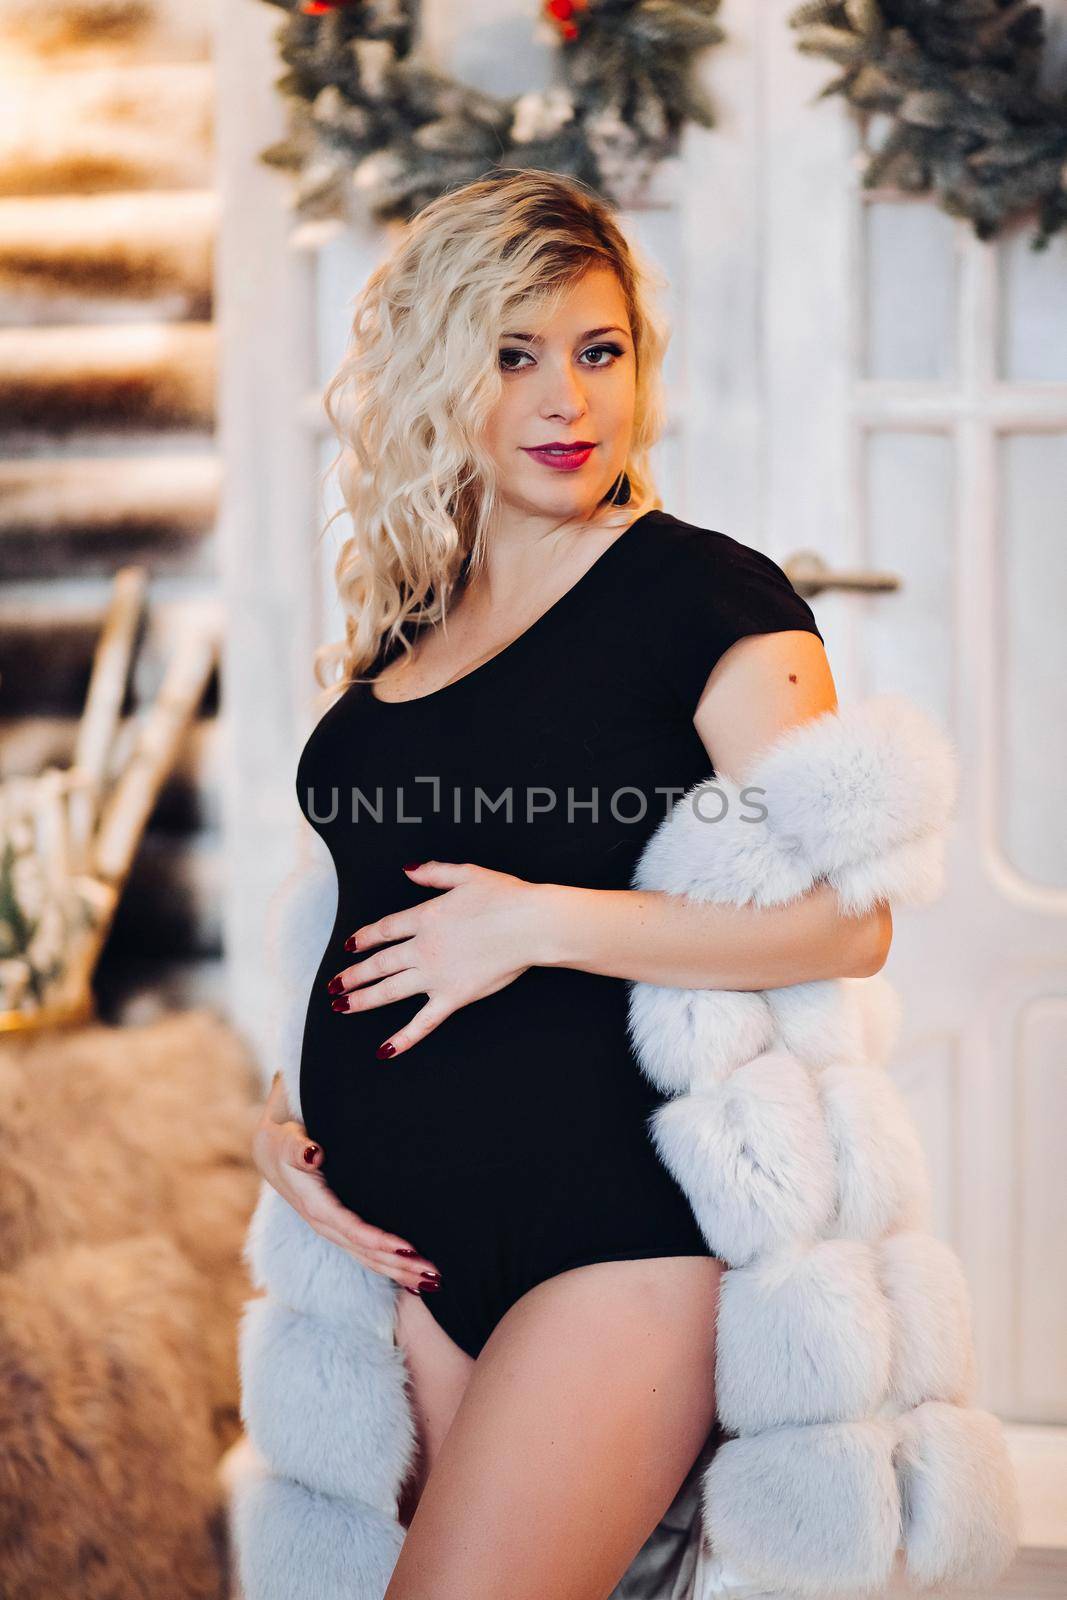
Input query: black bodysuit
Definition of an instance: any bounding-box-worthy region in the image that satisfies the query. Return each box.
[295,509,824,1359]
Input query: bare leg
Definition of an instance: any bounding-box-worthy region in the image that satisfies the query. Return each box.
[394,1287,475,1527]
[385,1255,723,1600]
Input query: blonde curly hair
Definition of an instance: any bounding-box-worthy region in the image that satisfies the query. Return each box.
[314,166,671,701]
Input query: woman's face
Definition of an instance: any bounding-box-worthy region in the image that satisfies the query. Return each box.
[481,264,636,526]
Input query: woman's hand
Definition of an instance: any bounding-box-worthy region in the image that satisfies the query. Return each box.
[327,860,553,1060]
[251,1071,443,1294]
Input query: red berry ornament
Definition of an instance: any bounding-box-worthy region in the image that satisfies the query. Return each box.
[543,0,585,41]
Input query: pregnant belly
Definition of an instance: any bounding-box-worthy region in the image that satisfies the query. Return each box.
[298,959,672,1227]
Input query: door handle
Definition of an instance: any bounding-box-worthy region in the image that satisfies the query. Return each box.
[781,549,902,600]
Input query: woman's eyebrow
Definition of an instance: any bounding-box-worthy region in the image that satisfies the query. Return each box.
[498,325,629,343]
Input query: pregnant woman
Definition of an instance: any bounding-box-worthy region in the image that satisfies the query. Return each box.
[251,169,889,1599]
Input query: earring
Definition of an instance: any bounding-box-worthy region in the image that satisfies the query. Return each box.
[607,470,631,506]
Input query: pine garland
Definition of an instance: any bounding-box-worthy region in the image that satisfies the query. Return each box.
[260,0,1067,247]
[789,0,1067,249]
[258,0,726,226]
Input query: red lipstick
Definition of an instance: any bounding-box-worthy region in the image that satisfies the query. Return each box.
[521,442,596,472]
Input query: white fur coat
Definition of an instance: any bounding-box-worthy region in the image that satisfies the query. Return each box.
[228,694,1020,1599]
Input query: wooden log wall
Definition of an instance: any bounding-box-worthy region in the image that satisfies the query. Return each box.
[0,0,223,1019]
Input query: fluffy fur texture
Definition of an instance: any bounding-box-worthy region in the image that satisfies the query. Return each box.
[0,1009,262,1599]
[230,694,1020,1599]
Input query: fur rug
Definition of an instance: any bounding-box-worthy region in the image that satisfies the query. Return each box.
[0,1007,263,1600]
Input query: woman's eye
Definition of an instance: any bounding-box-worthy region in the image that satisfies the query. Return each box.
[580,343,624,367]
[498,343,624,372]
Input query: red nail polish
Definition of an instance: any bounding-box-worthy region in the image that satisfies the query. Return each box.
[376,1041,396,1058]
[419,1280,441,1293]
[344,935,358,951]
[302,1144,320,1163]
[331,997,350,1012]
[395,1248,417,1257]
[404,1285,421,1295]
[403,861,423,870]
[326,975,345,994]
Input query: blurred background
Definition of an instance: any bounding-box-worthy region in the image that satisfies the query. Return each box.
[0,0,1064,1594]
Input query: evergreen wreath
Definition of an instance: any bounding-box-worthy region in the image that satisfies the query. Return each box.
[789,0,1067,250]
[258,0,727,226]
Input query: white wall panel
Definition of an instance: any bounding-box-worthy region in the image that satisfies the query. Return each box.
[863,427,955,721]
[999,230,1067,381]
[998,430,1067,888]
[1016,997,1067,1419]
[862,201,958,382]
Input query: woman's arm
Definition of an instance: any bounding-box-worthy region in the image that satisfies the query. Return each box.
[532,629,891,990]
[533,878,890,990]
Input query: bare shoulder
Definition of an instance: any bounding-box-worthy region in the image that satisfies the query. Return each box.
[693,629,836,783]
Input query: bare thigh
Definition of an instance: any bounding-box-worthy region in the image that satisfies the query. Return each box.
[394,1288,475,1526]
[385,1255,723,1600]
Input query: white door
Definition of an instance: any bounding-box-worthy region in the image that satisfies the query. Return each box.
[752,3,1067,1447]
